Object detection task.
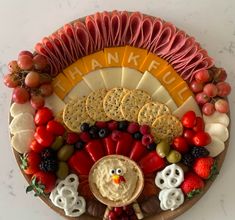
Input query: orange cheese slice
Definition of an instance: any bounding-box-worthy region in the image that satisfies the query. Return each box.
[104,47,126,67]
[139,53,168,74]
[169,82,193,106]
[52,73,73,99]
[63,59,88,85]
[82,51,106,72]
[122,46,147,70]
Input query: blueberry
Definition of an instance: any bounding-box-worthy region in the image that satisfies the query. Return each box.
[132,131,142,140]
[80,123,90,132]
[118,121,129,131]
[75,141,85,150]
[98,128,110,138]
[89,126,99,139]
[147,142,156,151]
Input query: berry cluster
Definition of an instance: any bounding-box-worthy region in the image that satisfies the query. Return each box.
[108,206,137,220]
[4,50,53,109]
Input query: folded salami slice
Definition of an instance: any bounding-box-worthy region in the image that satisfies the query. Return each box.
[120,11,130,45]
[102,11,112,47]
[110,11,122,46]
[94,12,108,48]
[148,18,163,51]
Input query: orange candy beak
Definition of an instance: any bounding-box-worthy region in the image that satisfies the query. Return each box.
[112,174,126,184]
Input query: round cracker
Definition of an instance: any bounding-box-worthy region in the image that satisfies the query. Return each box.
[138,102,171,126]
[63,97,94,132]
[103,88,129,121]
[151,115,183,143]
[120,90,152,122]
[86,88,110,121]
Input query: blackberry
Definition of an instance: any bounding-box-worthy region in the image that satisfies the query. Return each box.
[80,123,90,132]
[89,125,99,139]
[98,128,110,138]
[132,131,143,140]
[182,153,195,167]
[39,158,58,172]
[118,121,129,131]
[147,142,157,151]
[191,146,209,158]
[40,148,55,159]
[75,141,85,150]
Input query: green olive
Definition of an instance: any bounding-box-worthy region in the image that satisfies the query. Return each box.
[57,144,74,161]
[56,161,69,179]
[51,136,64,151]
[166,150,182,163]
[156,139,170,158]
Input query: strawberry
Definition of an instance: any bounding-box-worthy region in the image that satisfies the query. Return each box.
[66,132,80,144]
[193,157,217,179]
[85,139,105,162]
[103,135,116,155]
[20,151,41,175]
[26,171,56,195]
[116,132,133,156]
[181,172,205,198]
[129,141,148,162]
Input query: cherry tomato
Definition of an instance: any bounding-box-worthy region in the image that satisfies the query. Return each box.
[183,129,195,144]
[34,126,55,147]
[172,137,189,153]
[46,120,65,136]
[34,107,53,125]
[193,117,205,132]
[181,111,197,128]
[192,131,211,146]
[30,139,47,152]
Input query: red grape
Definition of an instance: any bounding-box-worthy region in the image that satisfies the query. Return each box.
[18,55,33,70]
[12,87,30,104]
[33,54,48,70]
[203,83,218,97]
[18,50,33,58]
[202,103,215,116]
[190,80,203,93]
[195,70,210,83]
[30,95,45,109]
[39,83,53,97]
[195,92,210,105]
[24,71,40,88]
[8,60,20,73]
[215,99,229,113]
[3,74,18,88]
[216,82,231,97]
[214,68,227,82]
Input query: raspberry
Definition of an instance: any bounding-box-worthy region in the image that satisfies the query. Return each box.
[95,121,108,128]
[140,125,150,135]
[111,130,123,141]
[108,121,118,131]
[66,132,80,144]
[79,132,91,143]
[127,122,140,134]
[142,134,154,146]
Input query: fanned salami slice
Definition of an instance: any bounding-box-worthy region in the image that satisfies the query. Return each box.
[120,11,130,45]
[102,11,112,47]
[94,12,108,48]
[148,18,163,50]
[74,20,94,56]
[110,11,122,46]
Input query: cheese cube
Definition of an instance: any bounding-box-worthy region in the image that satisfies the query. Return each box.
[104,47,126,67]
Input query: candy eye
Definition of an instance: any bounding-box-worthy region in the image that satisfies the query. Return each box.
[109,169,116,175]
[116,168,122,175]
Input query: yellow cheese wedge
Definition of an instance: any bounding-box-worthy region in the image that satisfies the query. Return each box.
[152,86,171,104]
[121,67,143,89]
[122,46,147,70]
[154,65,183,92]
[63,59,88,85]
[169,82,193,106]
[104,47,126,67]
[82,51,106,72]
[139,53,168,74]
[165,99,178,112]
[100,67,122,89]
[52,73,73,99]
[83,70,106,91]
[173,96,201,118]
[136,71,161,96]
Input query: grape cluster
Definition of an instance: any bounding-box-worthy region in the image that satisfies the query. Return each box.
[4,50,53,109]
[189,68,231,115]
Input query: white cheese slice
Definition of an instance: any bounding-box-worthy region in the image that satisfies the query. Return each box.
[64,80,92,103]
[45,93,65,115]
[205,135,225,157]
[9,113,35,134]
[100,67,122,89]
[82,70,106,91]
[121,67,143,89]
[165,99,177,112]
[152,86,171,104]
[11,129,34,154]
[203,112,229,127]
[136,71,161,95]
[173,96,201,119]
[10,102,35,117]
[205,123,229,142]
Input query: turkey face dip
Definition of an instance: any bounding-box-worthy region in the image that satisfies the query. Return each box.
[89,155,144,206]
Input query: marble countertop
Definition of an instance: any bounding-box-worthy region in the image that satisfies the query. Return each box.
[0,0,234,219]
